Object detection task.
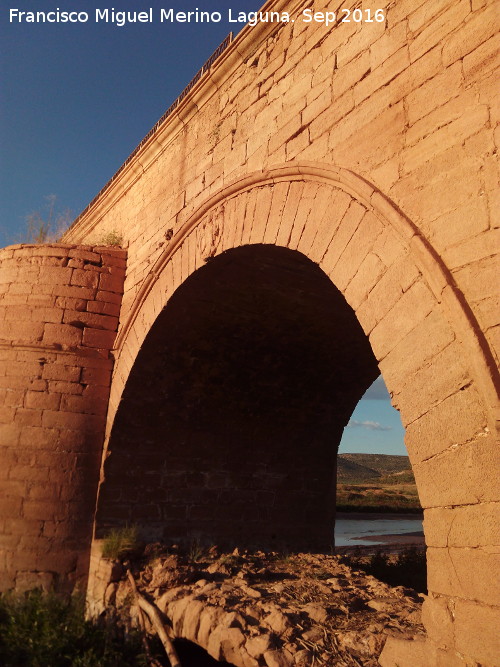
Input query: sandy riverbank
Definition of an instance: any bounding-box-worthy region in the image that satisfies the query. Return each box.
[336,511,423,520]
[334,512,425,555]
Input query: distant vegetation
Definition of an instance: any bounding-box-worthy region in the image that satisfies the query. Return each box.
[337,453,413,482]
[337,454,421,513]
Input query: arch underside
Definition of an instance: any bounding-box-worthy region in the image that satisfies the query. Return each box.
[97,245,378,548]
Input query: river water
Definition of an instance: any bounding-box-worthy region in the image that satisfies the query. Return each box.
[335,513,424,547]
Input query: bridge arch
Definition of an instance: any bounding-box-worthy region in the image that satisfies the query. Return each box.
[110,164,498,433]
[92,165,498,662]
[105,164,496,457]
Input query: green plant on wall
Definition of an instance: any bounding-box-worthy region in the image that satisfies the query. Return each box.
[101,526,139,560]
[24,195,72,243]
[97,230,123,247]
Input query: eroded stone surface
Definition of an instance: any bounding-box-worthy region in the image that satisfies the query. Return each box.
[92,548,425,667]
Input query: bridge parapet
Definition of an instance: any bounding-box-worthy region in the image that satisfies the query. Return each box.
[0,243,125,592]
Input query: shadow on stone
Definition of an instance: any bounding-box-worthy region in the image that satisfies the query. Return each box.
[174,638,236,666]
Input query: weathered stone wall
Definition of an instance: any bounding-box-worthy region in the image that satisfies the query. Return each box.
[64,0,499,377]
[5,0,496,662]
[0,244,125,592]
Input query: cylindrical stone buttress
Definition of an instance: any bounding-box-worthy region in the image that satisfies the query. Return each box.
[0,243,125,593]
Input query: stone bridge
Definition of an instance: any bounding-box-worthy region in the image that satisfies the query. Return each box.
[0,0,498,663]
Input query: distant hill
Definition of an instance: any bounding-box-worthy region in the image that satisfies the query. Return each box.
[336,457,379,482]
[336,454,419,511]
[337,453,411,482]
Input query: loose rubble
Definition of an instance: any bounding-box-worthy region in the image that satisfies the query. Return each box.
[95,544,425,666]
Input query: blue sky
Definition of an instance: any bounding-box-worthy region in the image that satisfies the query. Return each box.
[338,376,406,456]
[0,1,407,456]
[0,0,261,243]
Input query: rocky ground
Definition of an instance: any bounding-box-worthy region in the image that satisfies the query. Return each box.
[102,545,425,666]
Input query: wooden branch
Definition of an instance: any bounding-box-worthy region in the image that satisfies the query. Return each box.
[127,569,182,667]
[136,604,162,667]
